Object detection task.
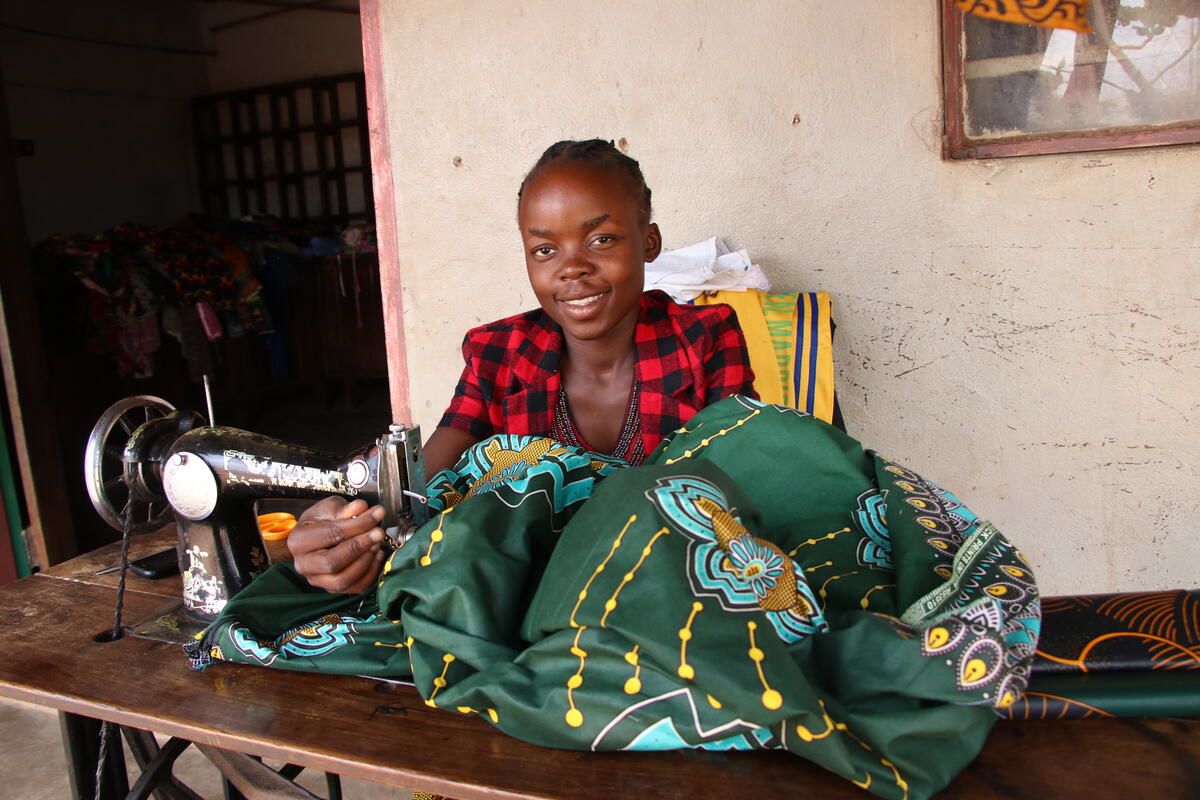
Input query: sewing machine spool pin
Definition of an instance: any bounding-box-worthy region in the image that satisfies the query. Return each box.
[84,396,430,625]
[202,374,216,428]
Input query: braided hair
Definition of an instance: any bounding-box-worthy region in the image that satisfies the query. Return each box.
[517,139,653,223]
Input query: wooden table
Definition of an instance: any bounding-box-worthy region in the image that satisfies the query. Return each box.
[1,531,1198,799]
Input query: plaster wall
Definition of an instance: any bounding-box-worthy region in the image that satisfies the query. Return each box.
[375,0,1200,594]
[0,0,208,242]
[200,2,364,92]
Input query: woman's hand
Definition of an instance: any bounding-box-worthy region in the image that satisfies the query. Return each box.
[287,497,386,594]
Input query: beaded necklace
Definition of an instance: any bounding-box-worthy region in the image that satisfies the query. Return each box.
[551,380,645,466]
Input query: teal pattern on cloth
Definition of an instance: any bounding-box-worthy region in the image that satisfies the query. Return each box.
[187,396,1040,800]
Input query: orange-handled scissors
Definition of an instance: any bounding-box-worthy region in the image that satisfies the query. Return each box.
[257,512,297,540]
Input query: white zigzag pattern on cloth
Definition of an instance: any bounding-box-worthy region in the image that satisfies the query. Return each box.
[590,687,761,751]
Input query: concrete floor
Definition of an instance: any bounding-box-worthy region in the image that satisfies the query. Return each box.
[0,697,411,799]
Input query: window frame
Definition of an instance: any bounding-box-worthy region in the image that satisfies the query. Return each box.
[192,73,374,224]
[940,0,1200,160]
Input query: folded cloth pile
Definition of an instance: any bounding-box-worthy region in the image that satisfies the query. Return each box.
[645,237,771,301]
[187,397,1040,800]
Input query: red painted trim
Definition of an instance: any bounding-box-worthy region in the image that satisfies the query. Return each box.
[940,0,966,161]
[948,122,1200,160]
[360,0,413,425]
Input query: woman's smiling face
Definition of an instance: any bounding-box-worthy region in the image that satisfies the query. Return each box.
[518,161,661,344]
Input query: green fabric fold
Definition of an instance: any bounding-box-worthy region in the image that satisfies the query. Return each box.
[188,397,1041,800]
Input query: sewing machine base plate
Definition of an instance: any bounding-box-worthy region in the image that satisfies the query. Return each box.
[129,604,209,644]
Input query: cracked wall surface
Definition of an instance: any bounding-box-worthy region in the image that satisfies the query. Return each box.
[377,1,1199,594]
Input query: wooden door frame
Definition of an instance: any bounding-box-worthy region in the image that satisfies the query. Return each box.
[360,0,413,427]
[0,64,75,569]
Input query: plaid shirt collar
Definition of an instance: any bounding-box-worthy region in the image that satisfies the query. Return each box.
[509,290,694,397]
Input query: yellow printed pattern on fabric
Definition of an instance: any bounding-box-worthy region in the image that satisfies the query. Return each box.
[694,290,835,424]
[954,0,1091,33]
[695,290,791,406]
[762,292,799,407]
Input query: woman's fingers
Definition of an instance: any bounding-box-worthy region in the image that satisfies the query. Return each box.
[294,525,381,575]
[336,498,371,520]
[297,527,384,575]
[309,546,382,594]
[289,505,384,555]
[342,549,387,595]
[288,498,388,594]
[298,495,349,522]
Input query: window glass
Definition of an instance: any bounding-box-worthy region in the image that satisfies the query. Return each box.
[963,1,1200,138]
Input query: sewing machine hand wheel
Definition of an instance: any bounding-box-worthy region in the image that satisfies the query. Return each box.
[84,395,178,534]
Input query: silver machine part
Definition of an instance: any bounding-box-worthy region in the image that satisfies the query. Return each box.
[163,452,219,521]
[346,458,371,489]
[378,424,429,535]
[385,523,418,549]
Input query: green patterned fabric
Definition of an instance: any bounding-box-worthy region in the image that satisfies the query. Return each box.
[188,397,1040,800]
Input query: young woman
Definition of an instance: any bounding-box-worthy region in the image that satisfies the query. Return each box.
[288,140,755,593]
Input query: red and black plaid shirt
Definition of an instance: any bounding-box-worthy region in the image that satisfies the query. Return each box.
[439,290,757,457]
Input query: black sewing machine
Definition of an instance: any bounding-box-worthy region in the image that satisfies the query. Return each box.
[83,394,428,631]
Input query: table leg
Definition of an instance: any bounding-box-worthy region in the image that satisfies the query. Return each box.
[123,732,203,800]
[223,778,247,800]
[59,712,130,800]
[199,744,321,799]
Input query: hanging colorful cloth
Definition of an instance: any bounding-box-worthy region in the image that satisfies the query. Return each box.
[954,0,1092,33]
[339,224,378,329]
